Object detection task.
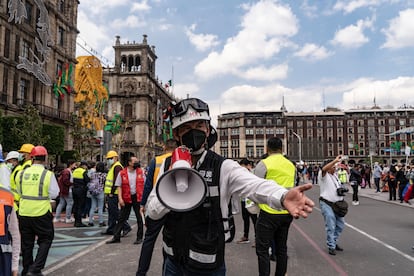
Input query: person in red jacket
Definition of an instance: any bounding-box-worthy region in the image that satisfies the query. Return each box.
[106,155,145,244]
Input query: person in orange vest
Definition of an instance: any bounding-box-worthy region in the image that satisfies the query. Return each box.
[15,146,59,276]
[106,155,144,244]
[137,138,178,275]
[0,184,21,276]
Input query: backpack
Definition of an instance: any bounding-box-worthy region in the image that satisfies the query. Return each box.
[88,172,104,196]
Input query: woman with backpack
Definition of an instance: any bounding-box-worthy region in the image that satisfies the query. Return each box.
[88,162,107,227]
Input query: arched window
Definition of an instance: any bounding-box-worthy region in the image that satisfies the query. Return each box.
[135,56,141,71]
[128,55,134,72]
[125,104,132,119]
[121,56,127,72]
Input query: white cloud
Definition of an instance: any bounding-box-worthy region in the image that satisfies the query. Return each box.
[294,43,333,60]
[382,9,414,49]
[79,0,131,15]
[131,0,151,12]
[194,0,298,80]
[111,15,146,29]
[331,17,374,48]
[333,0,383,14]
[185,24,220,52]
[238,64,289,81]
[300,0,318,18]
[172,83,200,99]
[76,11,112,57]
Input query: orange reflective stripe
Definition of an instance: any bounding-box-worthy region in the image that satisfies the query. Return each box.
[0,188,14,236]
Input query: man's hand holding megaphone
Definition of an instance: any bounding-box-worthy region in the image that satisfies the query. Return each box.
[281,183,315,219]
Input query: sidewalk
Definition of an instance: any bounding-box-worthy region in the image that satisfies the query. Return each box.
[354,185,414,208]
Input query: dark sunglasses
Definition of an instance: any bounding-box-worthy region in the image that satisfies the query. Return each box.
[171,98,209,117]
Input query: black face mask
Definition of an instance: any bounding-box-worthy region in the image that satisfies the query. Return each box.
[133,162,141,169]
[181,129,207,153]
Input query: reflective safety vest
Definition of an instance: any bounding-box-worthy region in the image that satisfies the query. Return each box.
[10,159,32,210]
[153,152,172,186]
[0,186,14,253]
[72,167,87,186]
[120,168,145,203]
[258,154,295,215]
[338,170,348,184]
[15,165,52,217]
[104,161,123,194]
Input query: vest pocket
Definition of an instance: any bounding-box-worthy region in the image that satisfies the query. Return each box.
[186,231,219,271]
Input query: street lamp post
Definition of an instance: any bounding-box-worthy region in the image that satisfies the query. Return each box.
[291,131,302,162]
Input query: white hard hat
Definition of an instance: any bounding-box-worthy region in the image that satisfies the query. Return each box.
[172,106,210,129]
[5,151,19,161]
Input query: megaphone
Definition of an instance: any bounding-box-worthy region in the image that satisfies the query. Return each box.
[156,146,207,212]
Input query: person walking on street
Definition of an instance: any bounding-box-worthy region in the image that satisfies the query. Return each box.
[87,162,107,227]
[373,162,383,193]
[0,184,21,276]
[106,155,145,244]
[319,156,346,256]
[146,98,314,276]
[54,160,76,224]
[102,150,131,236]
[386,164,397,201]
[237,158,257,245]
[254,137,295,276]
[72,161,90,227]
[137,139,178,276]
[349,163,362,205]
[15,146,59,276]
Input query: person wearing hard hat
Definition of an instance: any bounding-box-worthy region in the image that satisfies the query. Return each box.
[145,98,314,275]
[15,145,59,276]
[102,150,131,236]
[10,144,34,209]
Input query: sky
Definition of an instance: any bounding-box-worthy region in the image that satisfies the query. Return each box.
[76,0,414,124]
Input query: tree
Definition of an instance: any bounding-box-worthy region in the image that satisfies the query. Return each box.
[68,112,100,160]
[11,104,49,145]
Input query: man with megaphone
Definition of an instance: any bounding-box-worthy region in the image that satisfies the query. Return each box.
[145,98,315,276]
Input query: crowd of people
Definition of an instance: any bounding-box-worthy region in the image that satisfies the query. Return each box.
[5,97,413,275]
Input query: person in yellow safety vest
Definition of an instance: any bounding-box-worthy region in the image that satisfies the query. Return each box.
[0,183,21,276]
[10,143,34,211]
[15,145,59,276]
[137,138,178,275]
[72,161,90,227]
[254,137,296,276]
[338,168,348,185]
[102,150,131,236]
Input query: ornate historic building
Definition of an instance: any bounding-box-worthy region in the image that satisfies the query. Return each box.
[217,107,414,165]
[0,0,78,149]
[103,35,174,165]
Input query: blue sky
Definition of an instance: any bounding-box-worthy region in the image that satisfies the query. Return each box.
[77,0,414,123]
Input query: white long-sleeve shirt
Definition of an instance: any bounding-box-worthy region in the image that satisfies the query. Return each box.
[147,151,288,239]
[9,208,21,272]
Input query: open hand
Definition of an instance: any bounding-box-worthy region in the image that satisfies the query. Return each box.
[283,183,315,219]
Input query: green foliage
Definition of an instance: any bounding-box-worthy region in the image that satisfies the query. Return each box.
[43,124,64,155]
[68,112,98,160]
[1,116,25,151]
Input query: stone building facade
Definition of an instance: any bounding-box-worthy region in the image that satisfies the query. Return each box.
[0,0,78,149]
[103,35,174,165]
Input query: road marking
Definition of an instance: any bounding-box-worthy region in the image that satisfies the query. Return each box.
[292,223,348,276]
[314,207,414,263]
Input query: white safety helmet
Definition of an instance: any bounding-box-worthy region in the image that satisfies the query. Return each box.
[171,98,211,129]
[5,151,19,161]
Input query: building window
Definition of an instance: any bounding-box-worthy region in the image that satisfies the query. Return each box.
[266,118,272,125]
[58,27,65,46]
[287,120,293,128]
[257,119,262,125]
[18,79,29,105]
[231,128,239,135]
[399,119,406,126]
[4,29,11,58]
[2,69,8,95]
[297,120,303,127]
[256,128,264,135]
[256,147,264,158]
[21,40,30,59]
[246,119,252,126]
[246,128,253,135]
[25,2,33,25]
[327,120,333,127]
[317,120,322,127]
[56,60,63,76]
[337,120,343,127]
[15,35,20,61]
[357,120,364,126]
[265,128,274,135]
[389,119,395,125]
[124,104,133,119]
[307,121,313,127]
[276,119,282,126]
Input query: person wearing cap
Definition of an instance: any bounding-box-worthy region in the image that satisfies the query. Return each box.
[145,98,314,275]
[102,150,131,236]
[9,144,34,209]
[72,161,90,227]
[15,145,59,276]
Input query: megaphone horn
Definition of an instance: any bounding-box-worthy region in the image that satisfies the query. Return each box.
[156,146,207,212]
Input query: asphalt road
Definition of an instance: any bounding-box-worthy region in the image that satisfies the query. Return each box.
[42,185,414,275]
